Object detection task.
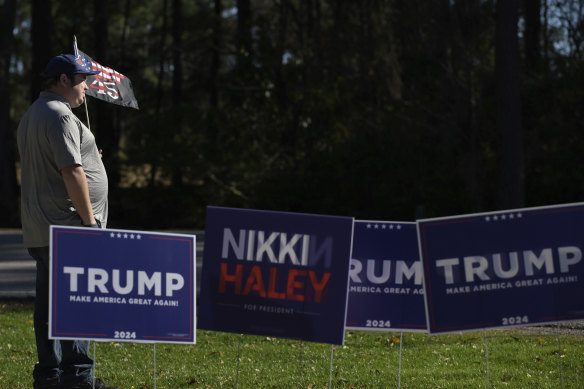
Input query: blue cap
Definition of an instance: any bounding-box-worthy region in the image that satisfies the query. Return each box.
[43,54,101,78]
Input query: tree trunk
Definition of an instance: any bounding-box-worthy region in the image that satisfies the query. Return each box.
[93,0,119,188]
[523,0,541,72]
[455,0,483,212]
[208,0,222,137]
[151,0,168,187]
[276,0,292,150]
[31,0,53,102]
[171,0,183,187]
[237,0,252,70]
[495,0,524,209]
[0,0,19,227]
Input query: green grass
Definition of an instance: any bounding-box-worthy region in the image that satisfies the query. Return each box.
[1,302,583,388]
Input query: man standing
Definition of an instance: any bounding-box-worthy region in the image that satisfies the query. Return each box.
[17,54,117,389]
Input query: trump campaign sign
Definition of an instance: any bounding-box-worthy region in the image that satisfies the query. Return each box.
[49,226,196,343]
[347,221,426,332]
[417,202,584,334]
[197,206,354,345]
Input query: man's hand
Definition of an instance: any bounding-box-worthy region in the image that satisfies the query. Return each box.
[83,220,101,228]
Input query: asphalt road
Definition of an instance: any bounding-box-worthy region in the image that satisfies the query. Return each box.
[0,230,204,299]
[0,231,35,298]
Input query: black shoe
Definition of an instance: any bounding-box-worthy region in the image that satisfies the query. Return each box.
[33,377,59,389]
[65,378,119,389]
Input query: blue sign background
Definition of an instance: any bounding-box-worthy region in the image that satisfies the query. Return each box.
[418,203,584,334]
[197,206,354,345]
[50,227,196,343]
[347,221,426,331]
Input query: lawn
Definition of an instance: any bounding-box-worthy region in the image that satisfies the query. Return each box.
[1,302,583,388]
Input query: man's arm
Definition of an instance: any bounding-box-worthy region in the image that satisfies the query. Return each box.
[61,164,96,226]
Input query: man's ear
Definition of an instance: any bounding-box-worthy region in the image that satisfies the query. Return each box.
[59,74,69,86]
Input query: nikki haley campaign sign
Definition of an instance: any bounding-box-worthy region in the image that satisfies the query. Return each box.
[346,221,426,332]
[417,202,584,334]
[197,206,354,345]
[49,226,196,343]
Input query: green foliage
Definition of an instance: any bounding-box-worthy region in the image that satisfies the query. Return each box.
[1,302,583,388]
[4,1,584,228]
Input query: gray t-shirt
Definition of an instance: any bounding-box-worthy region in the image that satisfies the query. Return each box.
[17,91,108,248]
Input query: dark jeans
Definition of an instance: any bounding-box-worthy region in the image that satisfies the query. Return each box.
[29,246,94,388]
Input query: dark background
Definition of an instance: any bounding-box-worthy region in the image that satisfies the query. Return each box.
[1,0,583,230]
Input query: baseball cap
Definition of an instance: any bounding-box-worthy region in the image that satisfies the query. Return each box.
[43,54,101,78]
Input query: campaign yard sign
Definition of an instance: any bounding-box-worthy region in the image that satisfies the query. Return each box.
[347,221,426,332]
[197,206,354,345]
[417,202,584,334]
[50,226,196,344]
